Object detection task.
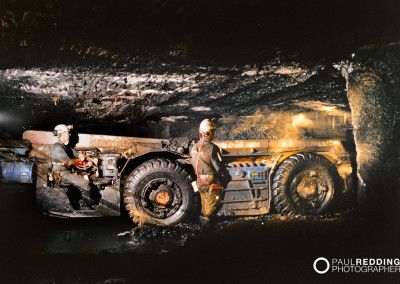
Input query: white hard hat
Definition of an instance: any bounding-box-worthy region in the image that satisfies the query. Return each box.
[53,124,73,136]
[199,119,217,137]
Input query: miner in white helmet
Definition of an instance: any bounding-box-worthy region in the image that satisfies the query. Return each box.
[50,124,94,209]
[191,118,231,231]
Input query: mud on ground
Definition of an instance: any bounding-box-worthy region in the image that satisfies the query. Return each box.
[1,186,400,283]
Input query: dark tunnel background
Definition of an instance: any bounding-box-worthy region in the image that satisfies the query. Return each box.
[1,0,400,67]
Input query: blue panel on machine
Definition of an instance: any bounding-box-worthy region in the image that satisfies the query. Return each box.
[1,161,35,183]
[219,163,270,215]
[228,163,269,181]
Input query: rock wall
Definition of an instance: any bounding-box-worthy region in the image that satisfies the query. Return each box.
[0,60,348,139]
[343,42,400,216]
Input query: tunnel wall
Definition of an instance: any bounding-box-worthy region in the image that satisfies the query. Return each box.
[0,62,347,139]
[344,42,400,216]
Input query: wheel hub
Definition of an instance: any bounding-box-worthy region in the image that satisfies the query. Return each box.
[141,178,182,219]
[296,177,319,199]
[291,170,328,209]
[149,185,174,208]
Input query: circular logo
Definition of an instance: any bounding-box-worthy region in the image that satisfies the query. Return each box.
[313,257,330,274]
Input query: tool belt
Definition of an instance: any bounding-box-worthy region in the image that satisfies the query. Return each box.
[199,174,212,179]
[199,174,223,192]
[199,174,217,183]
[49,170,62,186]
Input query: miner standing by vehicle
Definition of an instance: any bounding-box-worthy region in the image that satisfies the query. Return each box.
[191,119,231,230]
[51,124,93,208]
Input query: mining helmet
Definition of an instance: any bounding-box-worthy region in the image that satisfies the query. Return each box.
[199,118,217,139]
[53,124,73,136]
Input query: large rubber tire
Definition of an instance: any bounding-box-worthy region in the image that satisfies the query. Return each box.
[272,152,342,216]
[123,158,198,226]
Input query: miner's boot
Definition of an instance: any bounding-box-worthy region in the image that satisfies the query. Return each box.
[199,215,214,233]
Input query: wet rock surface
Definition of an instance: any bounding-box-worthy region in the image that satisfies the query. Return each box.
[0,60,349,140]
[342,43,400,216]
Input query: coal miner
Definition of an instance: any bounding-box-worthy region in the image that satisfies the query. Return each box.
[50,124,94,208]
[191,119,231,230]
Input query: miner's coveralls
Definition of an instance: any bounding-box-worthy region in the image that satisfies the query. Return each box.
[191,139,230,218]
[50,141,91,203]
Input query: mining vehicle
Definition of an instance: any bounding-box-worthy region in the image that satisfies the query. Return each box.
[0,119,355,226]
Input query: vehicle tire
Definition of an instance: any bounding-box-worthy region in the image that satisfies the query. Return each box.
[272,152,341,216]
[123,158,199,226]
